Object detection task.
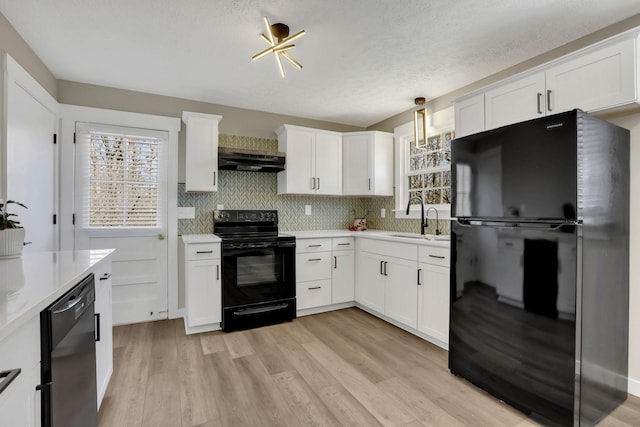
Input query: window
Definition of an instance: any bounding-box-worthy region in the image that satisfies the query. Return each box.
[395,107,454,218]
[76,123,167,228]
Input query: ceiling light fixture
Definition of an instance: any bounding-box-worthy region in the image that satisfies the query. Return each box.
[414,97,427,149]
[252,16,305,78]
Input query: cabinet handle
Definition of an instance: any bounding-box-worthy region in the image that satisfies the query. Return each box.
[537,92,542,114]
[368,178,371,191]
[0,369,21,395]
[418,268,422,286]
[213,171,216,186]
[334,256,337,269]
[547,89,552,112]
[100,273,112,280]
[383,261,388,276]
[217,265,220,280]
[308,258,322,261]
[308,244,322,248]
[428,254,446,259]
[380,260,384,275]
[317,177,320,189]
[196,250,213,254]
[308,286,322,290]
[95,313,101,342]
[337,243,350,246]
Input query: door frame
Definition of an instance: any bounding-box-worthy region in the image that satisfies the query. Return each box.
[59,104,181,318]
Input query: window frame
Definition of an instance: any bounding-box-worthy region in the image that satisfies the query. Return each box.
[394,106,454,220]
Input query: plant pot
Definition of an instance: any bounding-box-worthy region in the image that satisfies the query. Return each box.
[0,228,25,257]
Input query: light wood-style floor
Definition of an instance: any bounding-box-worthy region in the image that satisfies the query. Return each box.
[98,308,640,427]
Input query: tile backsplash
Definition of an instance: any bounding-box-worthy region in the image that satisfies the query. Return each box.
[178,134,450,235]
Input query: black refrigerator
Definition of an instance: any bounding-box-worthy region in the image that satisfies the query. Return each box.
[449,109,629,427]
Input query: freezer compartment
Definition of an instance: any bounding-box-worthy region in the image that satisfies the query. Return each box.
[450,220,577,426]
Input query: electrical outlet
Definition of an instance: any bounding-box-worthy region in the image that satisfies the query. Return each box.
[305,205,312,215]
[216,204,224,210]
[381,208,386,218]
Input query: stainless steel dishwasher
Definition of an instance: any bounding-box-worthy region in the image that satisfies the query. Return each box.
[40,273,98,427]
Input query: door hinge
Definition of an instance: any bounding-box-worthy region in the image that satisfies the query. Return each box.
[53,134,57,144]
[72,213,75,225]
[53,214,57,225]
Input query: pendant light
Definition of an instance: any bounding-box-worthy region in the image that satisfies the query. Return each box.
[252,16,305,78]
[414,97,427,149]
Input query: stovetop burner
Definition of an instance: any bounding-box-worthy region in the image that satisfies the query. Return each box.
[213,210,288,241]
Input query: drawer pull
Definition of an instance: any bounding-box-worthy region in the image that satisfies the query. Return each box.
[337,243,350,246]
[383,261,388,276]
[0,369,21,395]
[428,255,446,259]
[217,265,220,280]
[417,268,422,286]
[334,256,337,269]
[308,286,322,290]
[308,244,322,248]
[196,250,214,254]
[99,273,112,280]
[308,258,322,261]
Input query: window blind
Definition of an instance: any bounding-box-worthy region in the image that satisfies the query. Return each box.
[76,123,167,228]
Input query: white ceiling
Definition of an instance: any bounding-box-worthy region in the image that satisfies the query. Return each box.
[1,1,640,127]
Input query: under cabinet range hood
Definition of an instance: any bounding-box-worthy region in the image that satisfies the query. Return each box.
[218,147,286,172]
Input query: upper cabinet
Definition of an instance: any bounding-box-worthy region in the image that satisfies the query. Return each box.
[453,93,485,138]
[342,131,393,196]
[455,32,640,136]
[277,125,342,195]
[182,111,222,192]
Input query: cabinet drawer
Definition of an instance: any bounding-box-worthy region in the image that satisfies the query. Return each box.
[186,243,220,260]
[296,238,332,253]
[297,279,332,310]
[418,245,450,266]
[296,252,332,282]
[360,238,417,261]
[332,237,354,251]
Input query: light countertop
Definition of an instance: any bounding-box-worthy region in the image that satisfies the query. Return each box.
[282,229,451,247]
[181,234,221,244]
[0,249,114,341]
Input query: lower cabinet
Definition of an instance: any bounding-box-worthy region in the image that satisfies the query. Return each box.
[296,240,332,310]
[332,238,355,304]
[0,318,40,427]
[356,251,386,313]
[417,245,451,347]
[94,258,114,409]
[384,257,419,328]
[181,239,222,331]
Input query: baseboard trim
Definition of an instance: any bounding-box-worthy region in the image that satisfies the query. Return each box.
[297,302,355,317]
[629,377,640,397]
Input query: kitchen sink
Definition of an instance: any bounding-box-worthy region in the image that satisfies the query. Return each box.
[386,233,451,241]
[387,234,424,239]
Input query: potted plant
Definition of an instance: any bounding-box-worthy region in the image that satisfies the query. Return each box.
[0,199,27,257]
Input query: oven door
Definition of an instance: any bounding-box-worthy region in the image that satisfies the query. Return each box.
[221,240,295,308]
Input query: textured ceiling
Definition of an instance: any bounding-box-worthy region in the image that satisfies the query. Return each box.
[1,1,639,127]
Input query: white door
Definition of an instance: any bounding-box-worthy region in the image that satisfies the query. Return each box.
[384,256,419,328]
[4,55,58,252]
[314,132,342,195]
[356,251,385,313]
[484,72,546,130]
[74,122,169,325]
[342,133,371,195]
[332,250,355,303]
[418,263,450,346]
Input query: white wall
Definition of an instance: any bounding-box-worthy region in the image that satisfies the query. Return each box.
[607,113,640,396]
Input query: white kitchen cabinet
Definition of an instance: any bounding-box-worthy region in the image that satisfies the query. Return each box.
[332,237,355,304]
[182,112,222,192]
[0,318,40,427]
[277,125,342,195]
[356,250,386,313]
[356,238,418,327]
[94,258,113,409]
[454,93,485,138]
[342,131,393,196]
[182,241,221,330]
[383,256,419,328]
[545,37,636,115]
[418,245,450,348]
[296,238,333,310]
[485,72,546,130]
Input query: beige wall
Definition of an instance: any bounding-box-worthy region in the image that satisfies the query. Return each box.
[0,12,56,194]
[57,80,364,181]
[369,13,640,133]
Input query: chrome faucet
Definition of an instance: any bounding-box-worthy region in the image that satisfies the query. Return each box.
[406,197,427,235]
[406,197,441,235]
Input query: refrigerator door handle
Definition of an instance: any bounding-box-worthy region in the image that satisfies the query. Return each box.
[454,218,570,231]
